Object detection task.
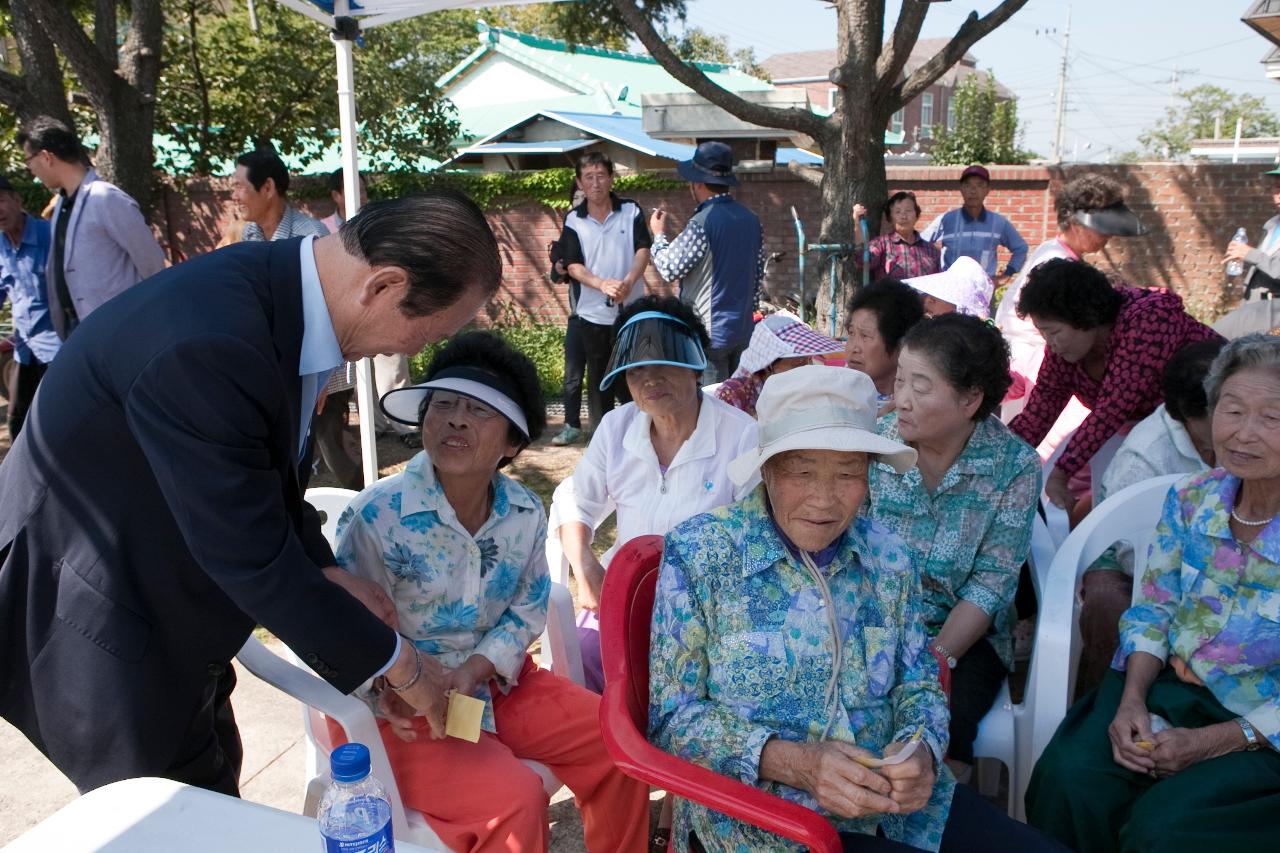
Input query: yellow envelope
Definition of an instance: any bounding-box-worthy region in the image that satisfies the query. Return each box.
[445,691,484,743]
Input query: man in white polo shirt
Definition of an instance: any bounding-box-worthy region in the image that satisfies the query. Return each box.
[552,152,651,444]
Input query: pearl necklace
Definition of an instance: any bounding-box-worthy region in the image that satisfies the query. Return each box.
[1231,507,1276,527]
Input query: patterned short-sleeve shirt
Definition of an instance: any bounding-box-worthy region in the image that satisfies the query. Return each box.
[869,414,1041,669]
[650,487,955,852]
[335,452,551,733]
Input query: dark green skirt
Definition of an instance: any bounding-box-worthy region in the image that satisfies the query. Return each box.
[1026,668,1280,853]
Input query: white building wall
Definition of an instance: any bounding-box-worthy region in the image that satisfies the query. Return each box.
[448,55,575,109]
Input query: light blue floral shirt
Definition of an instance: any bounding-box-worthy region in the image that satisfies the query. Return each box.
[335,452,551,733]
[650,487,954,853]
[869,414,1041,669]
[1116,469,1280,750]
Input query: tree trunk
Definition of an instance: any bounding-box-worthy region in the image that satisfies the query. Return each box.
[2,0,73,124]
[93,88,158,213]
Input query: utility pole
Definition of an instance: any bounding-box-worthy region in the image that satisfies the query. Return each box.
[1051,7,1071,163]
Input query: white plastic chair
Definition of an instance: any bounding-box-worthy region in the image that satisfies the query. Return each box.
[305,486,359,546]
[1022,473,1181,801]
[970,512,1055,820]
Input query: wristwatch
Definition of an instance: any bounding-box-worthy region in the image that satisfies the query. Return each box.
[932,642,958,670]
[1237,717,1263,751]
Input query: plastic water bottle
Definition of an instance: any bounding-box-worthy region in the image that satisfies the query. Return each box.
[317,743,394,852]
[1227,227,1248,276]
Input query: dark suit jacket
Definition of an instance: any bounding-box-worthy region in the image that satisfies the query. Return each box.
[0,238,395,791]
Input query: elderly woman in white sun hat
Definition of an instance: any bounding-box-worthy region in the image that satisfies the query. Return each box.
[649,365,1070,853]
[901,256,994,320]
[714,313,845,417]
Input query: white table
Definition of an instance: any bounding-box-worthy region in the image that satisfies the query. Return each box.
[2,777,443,852]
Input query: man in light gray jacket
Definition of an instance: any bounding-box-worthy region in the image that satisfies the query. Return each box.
[18,117,165,339]
[1225,165,1280,301]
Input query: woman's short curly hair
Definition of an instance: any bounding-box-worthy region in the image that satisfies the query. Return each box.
[422,331,547,464]
[901,314,1012,421]
[845,279,925,352]
[1016,258,1123,329]
[1056,173,1126,231]
[883,190,922,222]
[612,294,712,351]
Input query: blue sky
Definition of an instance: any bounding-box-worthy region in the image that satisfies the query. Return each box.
[676,1,1280,161]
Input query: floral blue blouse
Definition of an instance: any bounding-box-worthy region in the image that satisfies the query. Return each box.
[649,487,955,853]
[869,414,1041,669]
[1116,469,1280,750]
[335,452,551,733]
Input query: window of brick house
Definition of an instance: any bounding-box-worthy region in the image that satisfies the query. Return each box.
[947,96,957,131]
[921,92,934,138]
[891,108,904,134]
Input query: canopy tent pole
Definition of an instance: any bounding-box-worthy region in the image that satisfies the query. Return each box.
[331,9,380,486]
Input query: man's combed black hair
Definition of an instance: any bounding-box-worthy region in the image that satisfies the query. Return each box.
[845,279,925,352]
[612,294,712,351]
[16,117,85,165]
[423,331,546,465]
[901,314,1012,421]
[236,146,291,195]
[1016,258,1123,329]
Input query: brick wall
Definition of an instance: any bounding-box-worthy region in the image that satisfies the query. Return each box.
[153,162,1273,326]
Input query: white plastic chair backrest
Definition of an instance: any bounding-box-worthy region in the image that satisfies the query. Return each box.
[1028,512,1055,601]
[1040,431,1072,549]
[305,487,359,547]
[1088,429,1128,505]
[1025,472,1181,768]
[235,636,418,843]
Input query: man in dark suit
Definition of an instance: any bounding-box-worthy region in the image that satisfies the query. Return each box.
[0,191,499,795]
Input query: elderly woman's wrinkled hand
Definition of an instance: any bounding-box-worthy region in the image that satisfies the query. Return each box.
[796,741,901,820]
[1151,726,1233,777]
[1108,697,1157,773]
[879,741,936,814]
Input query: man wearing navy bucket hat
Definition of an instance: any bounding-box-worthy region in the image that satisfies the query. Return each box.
[650,141,764,383]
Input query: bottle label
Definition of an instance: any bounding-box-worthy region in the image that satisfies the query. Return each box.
[322,826,392,853]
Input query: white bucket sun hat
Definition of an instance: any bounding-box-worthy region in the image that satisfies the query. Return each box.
[903,256,994,319]
[726,365,917,485]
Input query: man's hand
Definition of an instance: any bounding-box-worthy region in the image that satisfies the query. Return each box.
[599,278,628,302]
[575,556,607,613]
[377,688,419,743]
[388,646,447,740]
[649,206,667,237]
[1108,696,1156,773]
[1225,241,1252,263]
[1044,467,1074,511]
[791,741,900,820]
[322,566,398,629]
[880,741,936,814]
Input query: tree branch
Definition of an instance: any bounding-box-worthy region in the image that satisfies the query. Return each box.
[609,0,825,138]
[8,0,74,123]
[875,0,926,91]
[787,159,824,188]
[0,68,26,110]
[95,0,119,67]
[894,0,1030,109]
[24,0,119,102]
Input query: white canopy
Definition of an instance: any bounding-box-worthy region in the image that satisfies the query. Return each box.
[273,0,564,484]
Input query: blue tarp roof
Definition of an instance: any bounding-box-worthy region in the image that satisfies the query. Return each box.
[463,138,597,155]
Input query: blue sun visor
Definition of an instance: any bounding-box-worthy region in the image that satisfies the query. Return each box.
[599,311,708,391]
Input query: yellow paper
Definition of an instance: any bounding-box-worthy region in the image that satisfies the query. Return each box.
[445,691,484,743]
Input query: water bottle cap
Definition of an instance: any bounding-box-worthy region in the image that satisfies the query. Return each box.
[329,742,372,783]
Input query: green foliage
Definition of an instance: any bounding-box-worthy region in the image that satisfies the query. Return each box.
[363,167,682,209]
[1138,84,1280,160]
[409,301,567,398]
[157,1,476,174]
[673,26,769,80]
[931,73,1030,165]
[481,1,686,51]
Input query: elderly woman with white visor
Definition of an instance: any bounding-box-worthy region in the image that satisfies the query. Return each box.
[549,295,759,694]
[649,365,1069,853]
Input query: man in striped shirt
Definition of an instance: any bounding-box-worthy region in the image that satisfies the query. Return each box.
[921,164,1027,285]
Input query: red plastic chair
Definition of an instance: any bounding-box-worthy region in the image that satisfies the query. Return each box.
[597,535,844,853]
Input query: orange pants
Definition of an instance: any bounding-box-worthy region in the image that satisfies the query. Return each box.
[365,657,648,853]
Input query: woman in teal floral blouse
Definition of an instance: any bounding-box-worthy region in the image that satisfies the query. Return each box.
[868,314,1041,775]
[649,365,1067,853]
[1028,334,1280,853]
